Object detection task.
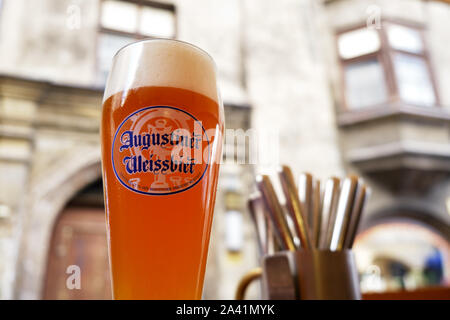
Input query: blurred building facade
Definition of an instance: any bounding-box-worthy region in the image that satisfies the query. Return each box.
[0,0,449,299]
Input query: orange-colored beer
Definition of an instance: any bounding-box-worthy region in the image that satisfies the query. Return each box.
[101,85,223,299]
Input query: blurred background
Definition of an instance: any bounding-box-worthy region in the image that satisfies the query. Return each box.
[0,0,449,300]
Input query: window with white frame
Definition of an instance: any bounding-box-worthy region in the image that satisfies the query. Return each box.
[337,21,438,110]
[97,0,176,84]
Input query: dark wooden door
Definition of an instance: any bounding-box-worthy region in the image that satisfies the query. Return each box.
[43,207,112,299]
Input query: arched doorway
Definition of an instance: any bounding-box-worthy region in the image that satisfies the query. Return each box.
[354,213,450,294]
[14,147,104,299]
[42,180,112,299]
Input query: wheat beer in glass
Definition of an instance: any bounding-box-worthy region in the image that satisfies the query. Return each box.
[101,39,224,299]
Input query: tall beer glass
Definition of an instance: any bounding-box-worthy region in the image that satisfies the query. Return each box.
[101,39,224,299]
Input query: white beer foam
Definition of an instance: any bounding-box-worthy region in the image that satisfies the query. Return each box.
[103,39,219,104]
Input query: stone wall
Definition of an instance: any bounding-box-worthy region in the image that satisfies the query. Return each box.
[0,77,42,299]
[243,0,344,180]
[0,0,99,86]
[0,0,248,104]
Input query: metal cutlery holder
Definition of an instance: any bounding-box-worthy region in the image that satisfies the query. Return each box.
[261,249,361,300]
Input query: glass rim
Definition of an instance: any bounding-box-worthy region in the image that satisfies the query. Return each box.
[112,38,216,68]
